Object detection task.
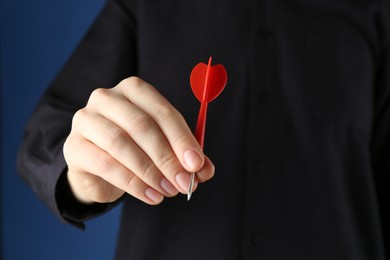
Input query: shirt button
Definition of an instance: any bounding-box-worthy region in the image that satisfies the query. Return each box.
[251,232,266,246]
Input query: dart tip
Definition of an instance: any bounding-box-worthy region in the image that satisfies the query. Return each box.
[187,172,196,201]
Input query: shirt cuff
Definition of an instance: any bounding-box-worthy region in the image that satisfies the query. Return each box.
[53,151,123,229]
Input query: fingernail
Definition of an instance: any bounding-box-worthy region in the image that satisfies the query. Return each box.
[183,149,202,171]
[175,172,191,192]
[160,178,178,195]
[145,188,164,203]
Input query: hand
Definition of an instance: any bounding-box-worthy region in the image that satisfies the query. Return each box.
[63,77,215,205]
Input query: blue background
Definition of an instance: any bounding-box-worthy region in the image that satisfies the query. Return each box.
[1,1,122,259]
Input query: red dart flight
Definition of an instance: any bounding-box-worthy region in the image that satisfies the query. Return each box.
[188,57,228,200]
[190,57,228,148]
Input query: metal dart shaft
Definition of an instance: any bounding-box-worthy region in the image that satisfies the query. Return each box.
[187,172,196,201]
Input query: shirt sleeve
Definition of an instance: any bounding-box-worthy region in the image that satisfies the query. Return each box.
[371,0,390,253]
[17,0,137,228]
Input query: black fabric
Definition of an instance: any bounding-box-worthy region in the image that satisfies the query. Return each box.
[55,168,124,229]
[17,0,390,259]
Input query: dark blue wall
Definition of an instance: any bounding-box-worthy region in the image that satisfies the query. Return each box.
[1,1,122,259]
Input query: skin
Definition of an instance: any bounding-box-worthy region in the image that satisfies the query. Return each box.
[63,77,215,205]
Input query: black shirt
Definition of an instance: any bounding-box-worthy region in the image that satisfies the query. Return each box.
[18,0,390,259]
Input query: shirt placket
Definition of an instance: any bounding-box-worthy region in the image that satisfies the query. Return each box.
[241,0,277,259]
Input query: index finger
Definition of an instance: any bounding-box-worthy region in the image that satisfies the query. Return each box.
[116,77,205,173]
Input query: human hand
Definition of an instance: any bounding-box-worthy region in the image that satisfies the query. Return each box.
[63,77,215,205]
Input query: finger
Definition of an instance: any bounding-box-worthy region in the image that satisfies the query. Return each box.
[65,135,165,205]
[86,88,193,194]
[73,109,179,197]
[195,156,215,183]
[118,77,205,172]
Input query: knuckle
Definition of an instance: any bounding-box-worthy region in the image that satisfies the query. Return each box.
[120,76,144,92]
[104,127,128,151]
[124,173,139,194]
[126,76,143,86]
[63,136,81,166]
[120,76,158,99]
[171,133,192,149]
[129,114,154,134]
[63,137,72,162]
[139,161,158,182]
[72,109,86,127]
[154,103,178,120]
[155,152,177,172]
[89,88,110,104]
[152,105,192,147]
[95,153,115,173]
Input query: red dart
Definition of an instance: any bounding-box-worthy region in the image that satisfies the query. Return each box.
[187,57,228,200]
